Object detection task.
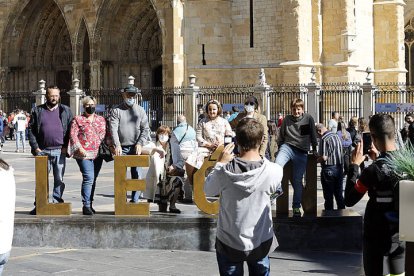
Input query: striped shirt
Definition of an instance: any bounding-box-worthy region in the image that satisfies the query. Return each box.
[319,131,343,166]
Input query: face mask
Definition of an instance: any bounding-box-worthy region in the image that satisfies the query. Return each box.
[245,105,255,113]
[158,135,169,143]
[85,106,95,115]
[125,98,135,106]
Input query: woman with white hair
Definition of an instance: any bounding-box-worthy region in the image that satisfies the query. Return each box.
[69,96,107,215]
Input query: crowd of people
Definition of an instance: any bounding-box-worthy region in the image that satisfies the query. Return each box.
[0,84,409,275]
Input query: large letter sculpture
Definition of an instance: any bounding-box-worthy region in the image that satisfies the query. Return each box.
[35,156,71,215]
[114,155,150,216]
[193,145,223,215]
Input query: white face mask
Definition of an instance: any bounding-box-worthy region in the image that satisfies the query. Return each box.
[125,98,135,106]
[245,105,255,113]
[158,135,169,143]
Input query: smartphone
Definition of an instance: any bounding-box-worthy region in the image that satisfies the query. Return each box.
[362,132,372,155]
[224,136,233,147]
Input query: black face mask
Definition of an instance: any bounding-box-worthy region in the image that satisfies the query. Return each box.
[85,106,95,115]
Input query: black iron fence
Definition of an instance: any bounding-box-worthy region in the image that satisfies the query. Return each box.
[268,84,308,120]
[0,91,36,113]
[375,84,414,130]
[1,83,414,132]
[320,83,363,127]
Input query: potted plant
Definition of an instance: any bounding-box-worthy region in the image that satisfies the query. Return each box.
[384,142,414,242]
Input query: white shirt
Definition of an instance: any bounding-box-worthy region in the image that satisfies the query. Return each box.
[0,167,16,254]
[328,119,338,133]
[12,113,27,132]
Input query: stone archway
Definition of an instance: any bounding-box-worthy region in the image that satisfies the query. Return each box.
[73,19,91,90]
[1,0,72,99]
[92,0,163,89]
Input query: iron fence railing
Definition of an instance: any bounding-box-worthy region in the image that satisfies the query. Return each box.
[268,84,308,120]
[375,83,414,130]
[197,85,255,109]
[0,90,36,113]
[2,82,414,133]
[320,83,363,127]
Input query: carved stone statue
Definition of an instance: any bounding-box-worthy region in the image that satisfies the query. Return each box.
[258,68,267,87]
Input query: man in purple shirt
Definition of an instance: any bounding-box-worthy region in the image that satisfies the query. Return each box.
[28,86,73,215]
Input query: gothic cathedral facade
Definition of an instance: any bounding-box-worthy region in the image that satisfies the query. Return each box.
[0,0,409,91]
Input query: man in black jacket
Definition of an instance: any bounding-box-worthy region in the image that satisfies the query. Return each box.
[28,86,73,215]
[345,114,405,276]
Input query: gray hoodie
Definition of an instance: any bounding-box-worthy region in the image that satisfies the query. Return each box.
[204,157,283,258]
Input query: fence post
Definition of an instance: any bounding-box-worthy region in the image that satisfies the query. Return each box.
[361,68,376,119]
[67,79,84,116]
[32,80,46,106]
[254,68,271,118]
[184,74,199,128]
[306,72,320,123]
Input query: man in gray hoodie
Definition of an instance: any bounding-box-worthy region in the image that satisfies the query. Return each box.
[204,118,283,275]
[110,86,150,202]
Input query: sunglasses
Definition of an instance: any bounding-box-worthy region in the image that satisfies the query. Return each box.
[245,102,255,106]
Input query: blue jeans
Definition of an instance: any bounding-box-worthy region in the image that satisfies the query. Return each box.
[15,130,25,150]
[122,146,142,202]
[320,165,345,210]
[0,251,10,275]
[38,148,66,203]
[216,251,270,276]
[76,157,104,207]
[275,144,308,209]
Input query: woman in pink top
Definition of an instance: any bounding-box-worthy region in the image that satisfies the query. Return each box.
[69,96,106,215]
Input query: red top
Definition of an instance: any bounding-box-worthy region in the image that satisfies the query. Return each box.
[69,114,106,159]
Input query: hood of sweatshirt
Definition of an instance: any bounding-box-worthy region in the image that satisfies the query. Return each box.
[222,157,272,194]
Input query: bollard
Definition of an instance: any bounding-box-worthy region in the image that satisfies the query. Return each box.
[114,155,150,216]
[35,156,71,215]
[193,146,223,215]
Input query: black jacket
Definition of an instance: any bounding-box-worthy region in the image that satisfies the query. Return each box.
[28,103,73,155]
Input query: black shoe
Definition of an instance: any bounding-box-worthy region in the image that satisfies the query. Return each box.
[82,206,94,216]
[169,207,181,214]
[29,207,36,215]
[90,205,96,214]
[179,199,193,204]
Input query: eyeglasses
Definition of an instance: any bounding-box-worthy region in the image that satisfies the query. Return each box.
[84,104,96,107]
[245,102,255,106]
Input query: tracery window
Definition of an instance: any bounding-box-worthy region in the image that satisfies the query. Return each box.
[405,18,414,84]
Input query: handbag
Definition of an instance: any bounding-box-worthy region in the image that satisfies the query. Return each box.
[98,141,113,162]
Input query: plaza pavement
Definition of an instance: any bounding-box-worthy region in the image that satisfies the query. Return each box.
[0,139,367,275]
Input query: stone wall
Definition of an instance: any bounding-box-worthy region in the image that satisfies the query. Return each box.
[0,0,408,90]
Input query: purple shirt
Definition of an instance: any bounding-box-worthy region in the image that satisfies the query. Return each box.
[40,108,64,149]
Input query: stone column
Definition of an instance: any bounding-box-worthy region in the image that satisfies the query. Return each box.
[321,0,359,82]
[0,67,8,91]
[183,74,200,128]
[254,69,271,118]
[373,0,406,82]
[32,80,47,106]
[361,78,376,119]
[163,0,185,87]
[72,62,83,87]
[67,79,84,116]
[89,60,102,90]
[280,0,314,83]
[306,71,321,123]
